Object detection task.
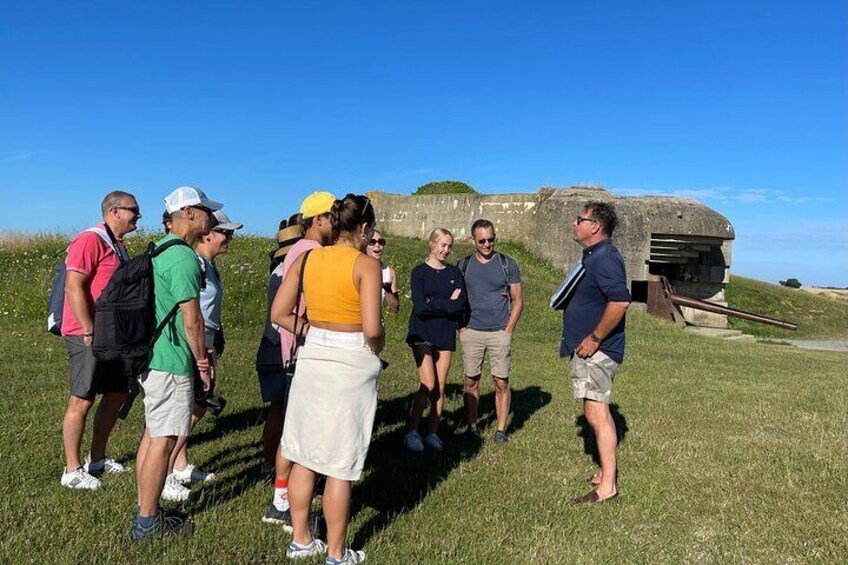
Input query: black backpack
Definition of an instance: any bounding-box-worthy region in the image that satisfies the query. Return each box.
[91,238,191,376]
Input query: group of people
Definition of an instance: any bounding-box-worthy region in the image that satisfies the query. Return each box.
[56,184,630,563]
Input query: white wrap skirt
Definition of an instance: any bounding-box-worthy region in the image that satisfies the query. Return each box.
[281,328,382,481]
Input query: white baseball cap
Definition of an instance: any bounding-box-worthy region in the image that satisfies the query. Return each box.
[164,186,223,214]
[212,210,243,231]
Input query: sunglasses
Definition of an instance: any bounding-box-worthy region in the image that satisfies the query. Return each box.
[214,229,234,237]
[476,237,495,244]
[575,215,598,225]
[114,205,141,216]
[368,238,386,246]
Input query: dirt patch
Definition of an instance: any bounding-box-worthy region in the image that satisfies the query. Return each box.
[800,287,848,302]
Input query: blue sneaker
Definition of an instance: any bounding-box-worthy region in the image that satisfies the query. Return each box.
[326,548,367,564]
[286,539,328,559]
[130,510,193,541]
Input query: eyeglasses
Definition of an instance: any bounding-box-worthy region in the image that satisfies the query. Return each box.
[368,238,386,246]
[214,229,234,237]
[575,216,598,225]
[476,237,495,245]
[114,205,140,216]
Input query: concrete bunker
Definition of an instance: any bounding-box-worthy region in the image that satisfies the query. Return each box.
[370,186,735,328]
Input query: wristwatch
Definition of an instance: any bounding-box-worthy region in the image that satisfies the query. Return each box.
[590,332,601,343]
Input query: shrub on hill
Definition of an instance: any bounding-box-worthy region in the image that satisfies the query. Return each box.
[413,180,477,195]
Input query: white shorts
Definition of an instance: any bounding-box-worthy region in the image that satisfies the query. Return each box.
[140,369,193,437]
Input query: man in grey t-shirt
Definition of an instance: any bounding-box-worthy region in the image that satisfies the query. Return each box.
[458,219,524,443]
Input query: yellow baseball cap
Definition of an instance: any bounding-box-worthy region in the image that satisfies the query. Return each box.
[300,191,337,218]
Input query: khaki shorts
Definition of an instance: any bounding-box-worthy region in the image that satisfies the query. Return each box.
[571,351,620,404]
[460,328,512,379]
[140,369,193,437]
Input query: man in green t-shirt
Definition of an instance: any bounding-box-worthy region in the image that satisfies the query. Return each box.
[132,186,222,541]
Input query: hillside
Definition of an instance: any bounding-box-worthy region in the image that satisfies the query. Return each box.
[0,234,845,563]
[726,275,848,339]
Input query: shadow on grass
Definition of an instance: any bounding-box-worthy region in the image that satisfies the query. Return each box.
[350,384,551,548]
[575,403,629,467]
[180,406,269,515]
[190,406,266,446]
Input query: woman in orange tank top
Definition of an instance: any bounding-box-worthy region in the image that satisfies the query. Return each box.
[271,194,383,563]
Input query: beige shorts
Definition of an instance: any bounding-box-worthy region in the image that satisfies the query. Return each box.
[140,369,194,437]
[570,351,620,404]
[460,328,512,379]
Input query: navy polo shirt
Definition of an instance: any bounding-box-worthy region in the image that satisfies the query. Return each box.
[560,239,631,363]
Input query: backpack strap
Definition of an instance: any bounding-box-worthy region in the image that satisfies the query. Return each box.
[147,238,194,346]
[289,249,312,362]
[497,252,511,288]
[86,225,129,263]
[458,255,472,278]
[150,238,191,256]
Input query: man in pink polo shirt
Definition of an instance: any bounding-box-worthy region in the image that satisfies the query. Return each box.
[60,190,141,490]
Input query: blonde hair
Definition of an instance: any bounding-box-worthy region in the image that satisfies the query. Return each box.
[428,227,453,252]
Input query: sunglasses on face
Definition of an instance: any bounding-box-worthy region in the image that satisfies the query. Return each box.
[214,229,234,237]
[368,238,386,246]
[114,205,141,216]
[575,215,598,225]
[477,237,495,244]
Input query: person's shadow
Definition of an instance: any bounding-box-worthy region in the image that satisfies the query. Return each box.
[574,403,629,466]
[350,383,551,548]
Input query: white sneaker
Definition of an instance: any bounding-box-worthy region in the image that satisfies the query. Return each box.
[325,548,367,564]
[171,463,215,486]
[161,474,191,502]
[423,433,444,452]
[404,431,424,452]
[287,539,328,559]
[85,456,128,476]
[60,467,101,490]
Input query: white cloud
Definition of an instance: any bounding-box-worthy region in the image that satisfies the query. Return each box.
[612,185,840,205]
[0,151,38,163]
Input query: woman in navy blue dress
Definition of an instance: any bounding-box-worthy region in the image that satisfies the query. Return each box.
[405,228,466,452]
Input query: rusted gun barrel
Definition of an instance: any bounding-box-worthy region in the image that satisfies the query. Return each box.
[648,276,798,331]
[668,292,798,331]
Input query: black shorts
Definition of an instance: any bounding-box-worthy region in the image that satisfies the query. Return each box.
[64,336,129,398]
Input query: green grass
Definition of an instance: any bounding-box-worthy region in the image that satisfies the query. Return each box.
[1,234,846,564]
[726,275,848,339]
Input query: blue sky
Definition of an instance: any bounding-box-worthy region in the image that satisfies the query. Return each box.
[1,1,845,286]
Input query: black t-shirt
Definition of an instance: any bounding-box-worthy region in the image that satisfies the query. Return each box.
[406,263,466,350]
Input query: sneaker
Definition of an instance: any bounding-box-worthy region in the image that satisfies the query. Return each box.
[404,431,424,452]
[85,456,128,477]
[286,539,328,559]
[493,429,508,444]
[456,424,482,440]
[131,510,194,541]
[171,463,215,486]
[423,433,444,452]
[161,474,191,502]
[60,467,101,490]
[261,500,293,531]
[326,548,367,564]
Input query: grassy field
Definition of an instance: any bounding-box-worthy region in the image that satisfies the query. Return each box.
[726,275,848,339]
[1,234,846,564]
